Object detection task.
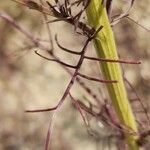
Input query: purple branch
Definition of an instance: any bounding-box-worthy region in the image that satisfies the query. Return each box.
[124,77,150,124]
[77,72,117,83]
[84,56,141,65]
[35,50,77,69]
[69,93,89,126]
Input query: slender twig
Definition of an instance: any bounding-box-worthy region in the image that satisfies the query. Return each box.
[126,16,150,32]
[110,0,135,26]
[46,18,64,23]
[124,77,150,125]
[55,34,82,55]
[111,13,129,26]
[69,93,89,126]
[84,56,141,65]
[35,50,77,69]
[77,72,117,83]
[26,106,57,113]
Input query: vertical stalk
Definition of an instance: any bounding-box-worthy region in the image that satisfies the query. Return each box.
[86,0,142,149]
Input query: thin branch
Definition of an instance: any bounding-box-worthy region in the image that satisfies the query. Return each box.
[35,50,77,69]
[25,106,57,113]
[110,0,136,26]
[77,100,98,116]
[55,34,82,55]
[126,16,150,32]
[111,13,129,26]
[124,77,150,124]
[69,93,89,126]
[84,56,141,64]
[77,72,117,83]
[46,18,64,23]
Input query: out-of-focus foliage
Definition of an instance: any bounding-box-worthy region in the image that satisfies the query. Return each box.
[0,0,150,150]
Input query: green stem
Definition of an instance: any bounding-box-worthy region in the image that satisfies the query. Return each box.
[86,0,142,149]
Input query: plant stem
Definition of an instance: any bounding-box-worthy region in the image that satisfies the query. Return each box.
[86,0,142,149]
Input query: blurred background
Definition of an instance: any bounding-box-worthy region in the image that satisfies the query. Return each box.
[0,0,150,150]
